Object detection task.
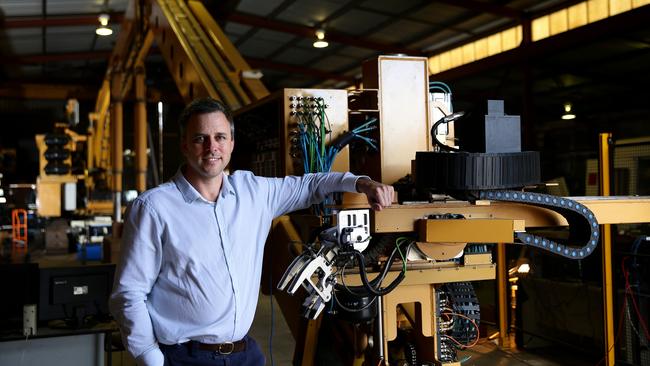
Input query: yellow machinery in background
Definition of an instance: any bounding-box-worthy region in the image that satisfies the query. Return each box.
[31,0,269,260]
[33,96,116,219]
[35,124,87,217]
[33,0,269,235]
[91,0,269,222]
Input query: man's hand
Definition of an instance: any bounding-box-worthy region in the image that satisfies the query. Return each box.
[355,177,394,211]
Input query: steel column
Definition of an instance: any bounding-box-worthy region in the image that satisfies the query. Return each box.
[111,72,124,222]
[134,65,148,193]
[497,242,509,346]
[599,132,614,366]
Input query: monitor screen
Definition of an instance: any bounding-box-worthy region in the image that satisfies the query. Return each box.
[38,264,115,328]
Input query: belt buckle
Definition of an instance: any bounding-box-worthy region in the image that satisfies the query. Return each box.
[217,342,234,355]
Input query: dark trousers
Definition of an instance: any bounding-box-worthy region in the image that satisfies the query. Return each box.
[160,335,265,366]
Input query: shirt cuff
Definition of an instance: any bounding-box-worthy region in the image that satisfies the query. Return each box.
[137,347,165,366]
[350,175,371,193]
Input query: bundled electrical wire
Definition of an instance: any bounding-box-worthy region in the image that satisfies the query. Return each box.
[439,308,480,349]
[429,81,452,97]
[429,81,453,113]
[295,97,329,173]
[295,97,377,173]
[622,236,650,342]
[596,235,649,366]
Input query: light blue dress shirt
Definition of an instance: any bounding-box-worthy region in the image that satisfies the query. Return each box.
[110,169,362,365]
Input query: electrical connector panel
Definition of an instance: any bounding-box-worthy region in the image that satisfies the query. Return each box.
[232,88,349,176]
[337,209,370,252]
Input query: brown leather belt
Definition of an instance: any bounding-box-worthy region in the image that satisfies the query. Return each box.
[187,339,246,354]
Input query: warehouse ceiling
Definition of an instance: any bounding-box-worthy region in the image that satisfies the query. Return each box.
[0,0,554,87]
[0,0,649,170]
[1,0,647,92]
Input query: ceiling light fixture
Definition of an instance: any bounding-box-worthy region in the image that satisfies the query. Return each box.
[313,29,329,48]
[562,102,576,120]
[96,13,113,36]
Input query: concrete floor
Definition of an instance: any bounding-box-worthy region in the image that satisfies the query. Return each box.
[250,292,295,366]
[250,293,595,366]
[458,341,593,366]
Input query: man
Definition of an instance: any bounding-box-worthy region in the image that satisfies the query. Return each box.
[110,97,394,366]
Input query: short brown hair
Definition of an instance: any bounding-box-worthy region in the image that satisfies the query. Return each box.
[178,98,234,137]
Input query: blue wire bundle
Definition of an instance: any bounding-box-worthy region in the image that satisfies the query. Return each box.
[296,99,377,173]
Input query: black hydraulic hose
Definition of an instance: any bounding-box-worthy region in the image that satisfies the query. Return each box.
[430,111,464,152]
[338,243,401,293]
[350,249,405,296]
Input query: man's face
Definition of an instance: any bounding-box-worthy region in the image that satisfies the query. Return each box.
[181,111,234,180]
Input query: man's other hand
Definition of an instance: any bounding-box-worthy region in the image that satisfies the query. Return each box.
[355,178,394,211]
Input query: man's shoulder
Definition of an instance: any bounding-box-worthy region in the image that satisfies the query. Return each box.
[229,170,255,178]
[134,181,177,203]
[228,170,267,184]
[227,170,276,193]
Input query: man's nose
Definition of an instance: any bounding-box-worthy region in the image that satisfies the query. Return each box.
[205,138,220,151]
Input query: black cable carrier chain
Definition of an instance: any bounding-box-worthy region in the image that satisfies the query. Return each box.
[478,190,599,259]
[443,282,480,344]
[416,151,600,260]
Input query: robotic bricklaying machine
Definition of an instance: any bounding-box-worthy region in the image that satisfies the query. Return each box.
[233,55,650,366]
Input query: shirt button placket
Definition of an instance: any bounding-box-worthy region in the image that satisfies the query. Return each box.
[215,202,238,339]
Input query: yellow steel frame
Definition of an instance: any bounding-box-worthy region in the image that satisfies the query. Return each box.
[187,1,268,100]
[599,132,615,366]
[370,196,650,233]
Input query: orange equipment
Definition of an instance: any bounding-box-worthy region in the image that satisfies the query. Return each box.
[11,208,28,252]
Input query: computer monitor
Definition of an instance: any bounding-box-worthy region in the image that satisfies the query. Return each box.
[38,264,115,328]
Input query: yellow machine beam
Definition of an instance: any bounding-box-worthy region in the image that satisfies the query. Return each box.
[187,1,268,100]
[150,0,269,106]
[418,218,525,243]
[372,196,650,233]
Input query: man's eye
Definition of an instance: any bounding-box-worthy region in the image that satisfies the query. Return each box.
[193,136,205,143]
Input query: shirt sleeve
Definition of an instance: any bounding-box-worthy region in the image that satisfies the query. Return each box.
[268,172,363,217]
[109,199,164,366]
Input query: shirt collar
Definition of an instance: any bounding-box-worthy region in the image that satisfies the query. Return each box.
[220,171,235,197]
[172,167,235,203]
